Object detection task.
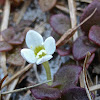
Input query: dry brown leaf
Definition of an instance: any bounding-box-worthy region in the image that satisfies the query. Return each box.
[7,47,24,66]
[39,0,57,12]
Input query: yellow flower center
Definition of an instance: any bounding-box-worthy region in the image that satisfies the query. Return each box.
[38,52,46,58]
[33,45,47,59]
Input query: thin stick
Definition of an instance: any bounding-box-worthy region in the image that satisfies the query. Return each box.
[55,5,81,16]
[5,79,19,100]
[5,61,26,100]
[90,84,100,91]
[0,0,10,75]
[94,75,98,96]
[68,0,78,41]
[76,0,92,3]
[16,0,32,25]
[1,80,51,95]
[80,72,84,88]
[87,70,94,86]
[83,52,93,100]
[55,4,69,14]
[1,64,33,89]
[0,0,10,31]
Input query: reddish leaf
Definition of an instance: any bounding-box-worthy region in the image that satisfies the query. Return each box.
[52,65,82,92]
[1,27,25,45]
[72,36,97,60]
[39,0,57,12]
[1,27,15,42]
[56,8,97,48]
[61,87,89,100]
[7,47,24,66]
[89,25,100,46]
[0,41,13,52]
[8,32,25,45]
[30,84,61,100]
[80,0,100,34]
[50,14,70,35]
[57,48,71,56]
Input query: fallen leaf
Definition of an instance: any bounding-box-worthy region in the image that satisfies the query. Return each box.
[1,27,26,45]
[39,0,57,12]
[0,41,13,52]
[7,47,24,66]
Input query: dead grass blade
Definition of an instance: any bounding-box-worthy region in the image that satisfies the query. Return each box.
[83,52,93,100]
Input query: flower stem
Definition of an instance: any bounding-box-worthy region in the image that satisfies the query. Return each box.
[42,61,52,85]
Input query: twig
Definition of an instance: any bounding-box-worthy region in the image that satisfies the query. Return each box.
[55,5,81,16]
[0,0,10,75]
[0,0,10,31]
[1,64,33,89]
[68,0,78,41]
[76,0,92,3]
[80,72,84,88]
[15,0,32,25]
[55,5,69,13]
[95,75,98,95]
[83,52,93,100]
[87,71,94,86]
[5,61,26,100]
[90,84,100,91]
[5,78,19,100]
[1,80,51,95]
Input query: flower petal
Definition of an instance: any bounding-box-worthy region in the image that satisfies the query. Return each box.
[44,37,56,55]
[36,55,53,65]
[26,30,43,49]
[21,48,36,63]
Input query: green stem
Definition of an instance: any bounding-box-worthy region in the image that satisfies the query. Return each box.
[42,61,52,85]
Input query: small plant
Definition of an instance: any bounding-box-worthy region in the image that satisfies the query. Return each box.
[21,30,56,85]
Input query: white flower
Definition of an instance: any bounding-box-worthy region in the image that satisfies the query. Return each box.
[21,30,56,65]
